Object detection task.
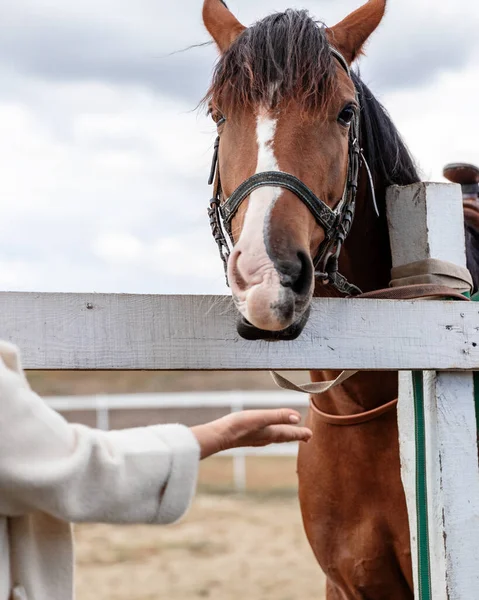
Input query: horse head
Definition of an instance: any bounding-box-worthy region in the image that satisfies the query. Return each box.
[203,0,387,340]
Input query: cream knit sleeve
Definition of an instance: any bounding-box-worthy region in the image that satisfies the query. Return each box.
[0,342,200,525]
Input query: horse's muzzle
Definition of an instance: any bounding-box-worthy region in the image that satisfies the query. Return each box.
[236,307,310,341]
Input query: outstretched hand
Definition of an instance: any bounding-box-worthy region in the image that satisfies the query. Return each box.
[191,409,312,459]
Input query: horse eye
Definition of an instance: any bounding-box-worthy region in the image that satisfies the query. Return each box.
[209,108,225,126]
[338,106,355,127]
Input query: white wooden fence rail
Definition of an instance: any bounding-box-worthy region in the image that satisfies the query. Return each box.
[2,293,479,371]
[45,391,309,492]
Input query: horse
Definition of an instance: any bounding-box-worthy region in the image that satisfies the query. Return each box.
[201,1,473,597]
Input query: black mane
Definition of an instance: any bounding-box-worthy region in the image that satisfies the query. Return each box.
[353,73,479,292]
[205,10,337,113]
[352,72,420,190]
[205,9,420,193]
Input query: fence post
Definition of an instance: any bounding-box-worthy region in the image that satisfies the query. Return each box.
[387,183,479,599]
[95,395,110,431]
[231,399,246,493]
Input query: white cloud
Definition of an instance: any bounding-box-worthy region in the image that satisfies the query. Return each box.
[383,59,479,181]
[92,230,225,281]
[93,232,145,265]
[0,260,37,290]
[0,0,478,296]
[0,74,225,293]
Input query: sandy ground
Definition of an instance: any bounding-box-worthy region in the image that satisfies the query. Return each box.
[32,368,325,600]
[75,494,326,600]
[75,458,327,600]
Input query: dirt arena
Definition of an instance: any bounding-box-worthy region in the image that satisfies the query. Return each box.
[29,372,325,599]
[75,458,327,600]
[75,494,326,600]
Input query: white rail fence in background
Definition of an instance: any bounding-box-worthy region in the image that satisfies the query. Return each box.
[46,391,309,492]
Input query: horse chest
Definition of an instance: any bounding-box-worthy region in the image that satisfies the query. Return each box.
[297,416,413,598]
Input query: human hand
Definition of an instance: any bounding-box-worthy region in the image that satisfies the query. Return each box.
[191,409,312,459]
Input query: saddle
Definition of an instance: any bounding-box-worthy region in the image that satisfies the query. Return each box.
[443,163,479,196]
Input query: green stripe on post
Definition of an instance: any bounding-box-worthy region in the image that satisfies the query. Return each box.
[412,371,432,600]
[472,294,479,450]
[474,374,479,451]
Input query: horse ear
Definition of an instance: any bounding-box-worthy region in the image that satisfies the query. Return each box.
[203,0,246,53]
[327,0,386,64]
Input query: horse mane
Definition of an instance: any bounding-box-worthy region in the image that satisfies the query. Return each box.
[353,73,479,295]
[352,72,420,191]
[205,9,419,190]
[204,9,337,113]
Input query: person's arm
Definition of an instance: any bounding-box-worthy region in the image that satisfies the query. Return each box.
[0,342,311,526]
[0,342,200,525]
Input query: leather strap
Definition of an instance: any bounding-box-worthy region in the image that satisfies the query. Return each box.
[310,396,399,426]
[329,46,351,77]
[271,369,357,395]
[390,258,473,293]
[271,261,472,426]
[358,284,470,302]
[272,369,398,426]
[220,171,338,238]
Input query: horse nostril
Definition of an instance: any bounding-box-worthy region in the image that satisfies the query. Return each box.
[228,249,248,292]
[277,251,312,296]
[276,259,301,287]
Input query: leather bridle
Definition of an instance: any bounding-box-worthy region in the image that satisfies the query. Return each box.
[207,45,374,297]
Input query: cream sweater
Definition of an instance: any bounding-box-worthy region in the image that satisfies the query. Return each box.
[0,342,200,600]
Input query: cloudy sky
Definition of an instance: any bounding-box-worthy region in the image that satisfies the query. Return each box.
[1,0,478,295]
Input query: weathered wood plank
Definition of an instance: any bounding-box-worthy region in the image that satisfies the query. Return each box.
[0,292,478,370]
[390,182,479,600]
[401,372,479,600]
[397,372,420,591]
[388,182,466,268]
[430,372,479,598]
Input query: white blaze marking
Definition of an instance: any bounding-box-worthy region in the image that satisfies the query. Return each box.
[256,114,279,172]
[239,113,281,262]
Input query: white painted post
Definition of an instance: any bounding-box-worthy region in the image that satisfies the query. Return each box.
[388,183,479,600]
[95,395,110,431]
[231,399,247,493]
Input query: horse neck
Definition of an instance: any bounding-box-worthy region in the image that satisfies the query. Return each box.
[340,174,392,293]
[311,173,399,413]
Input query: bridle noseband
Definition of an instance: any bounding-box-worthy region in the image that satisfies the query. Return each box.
[207,46,373,297]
